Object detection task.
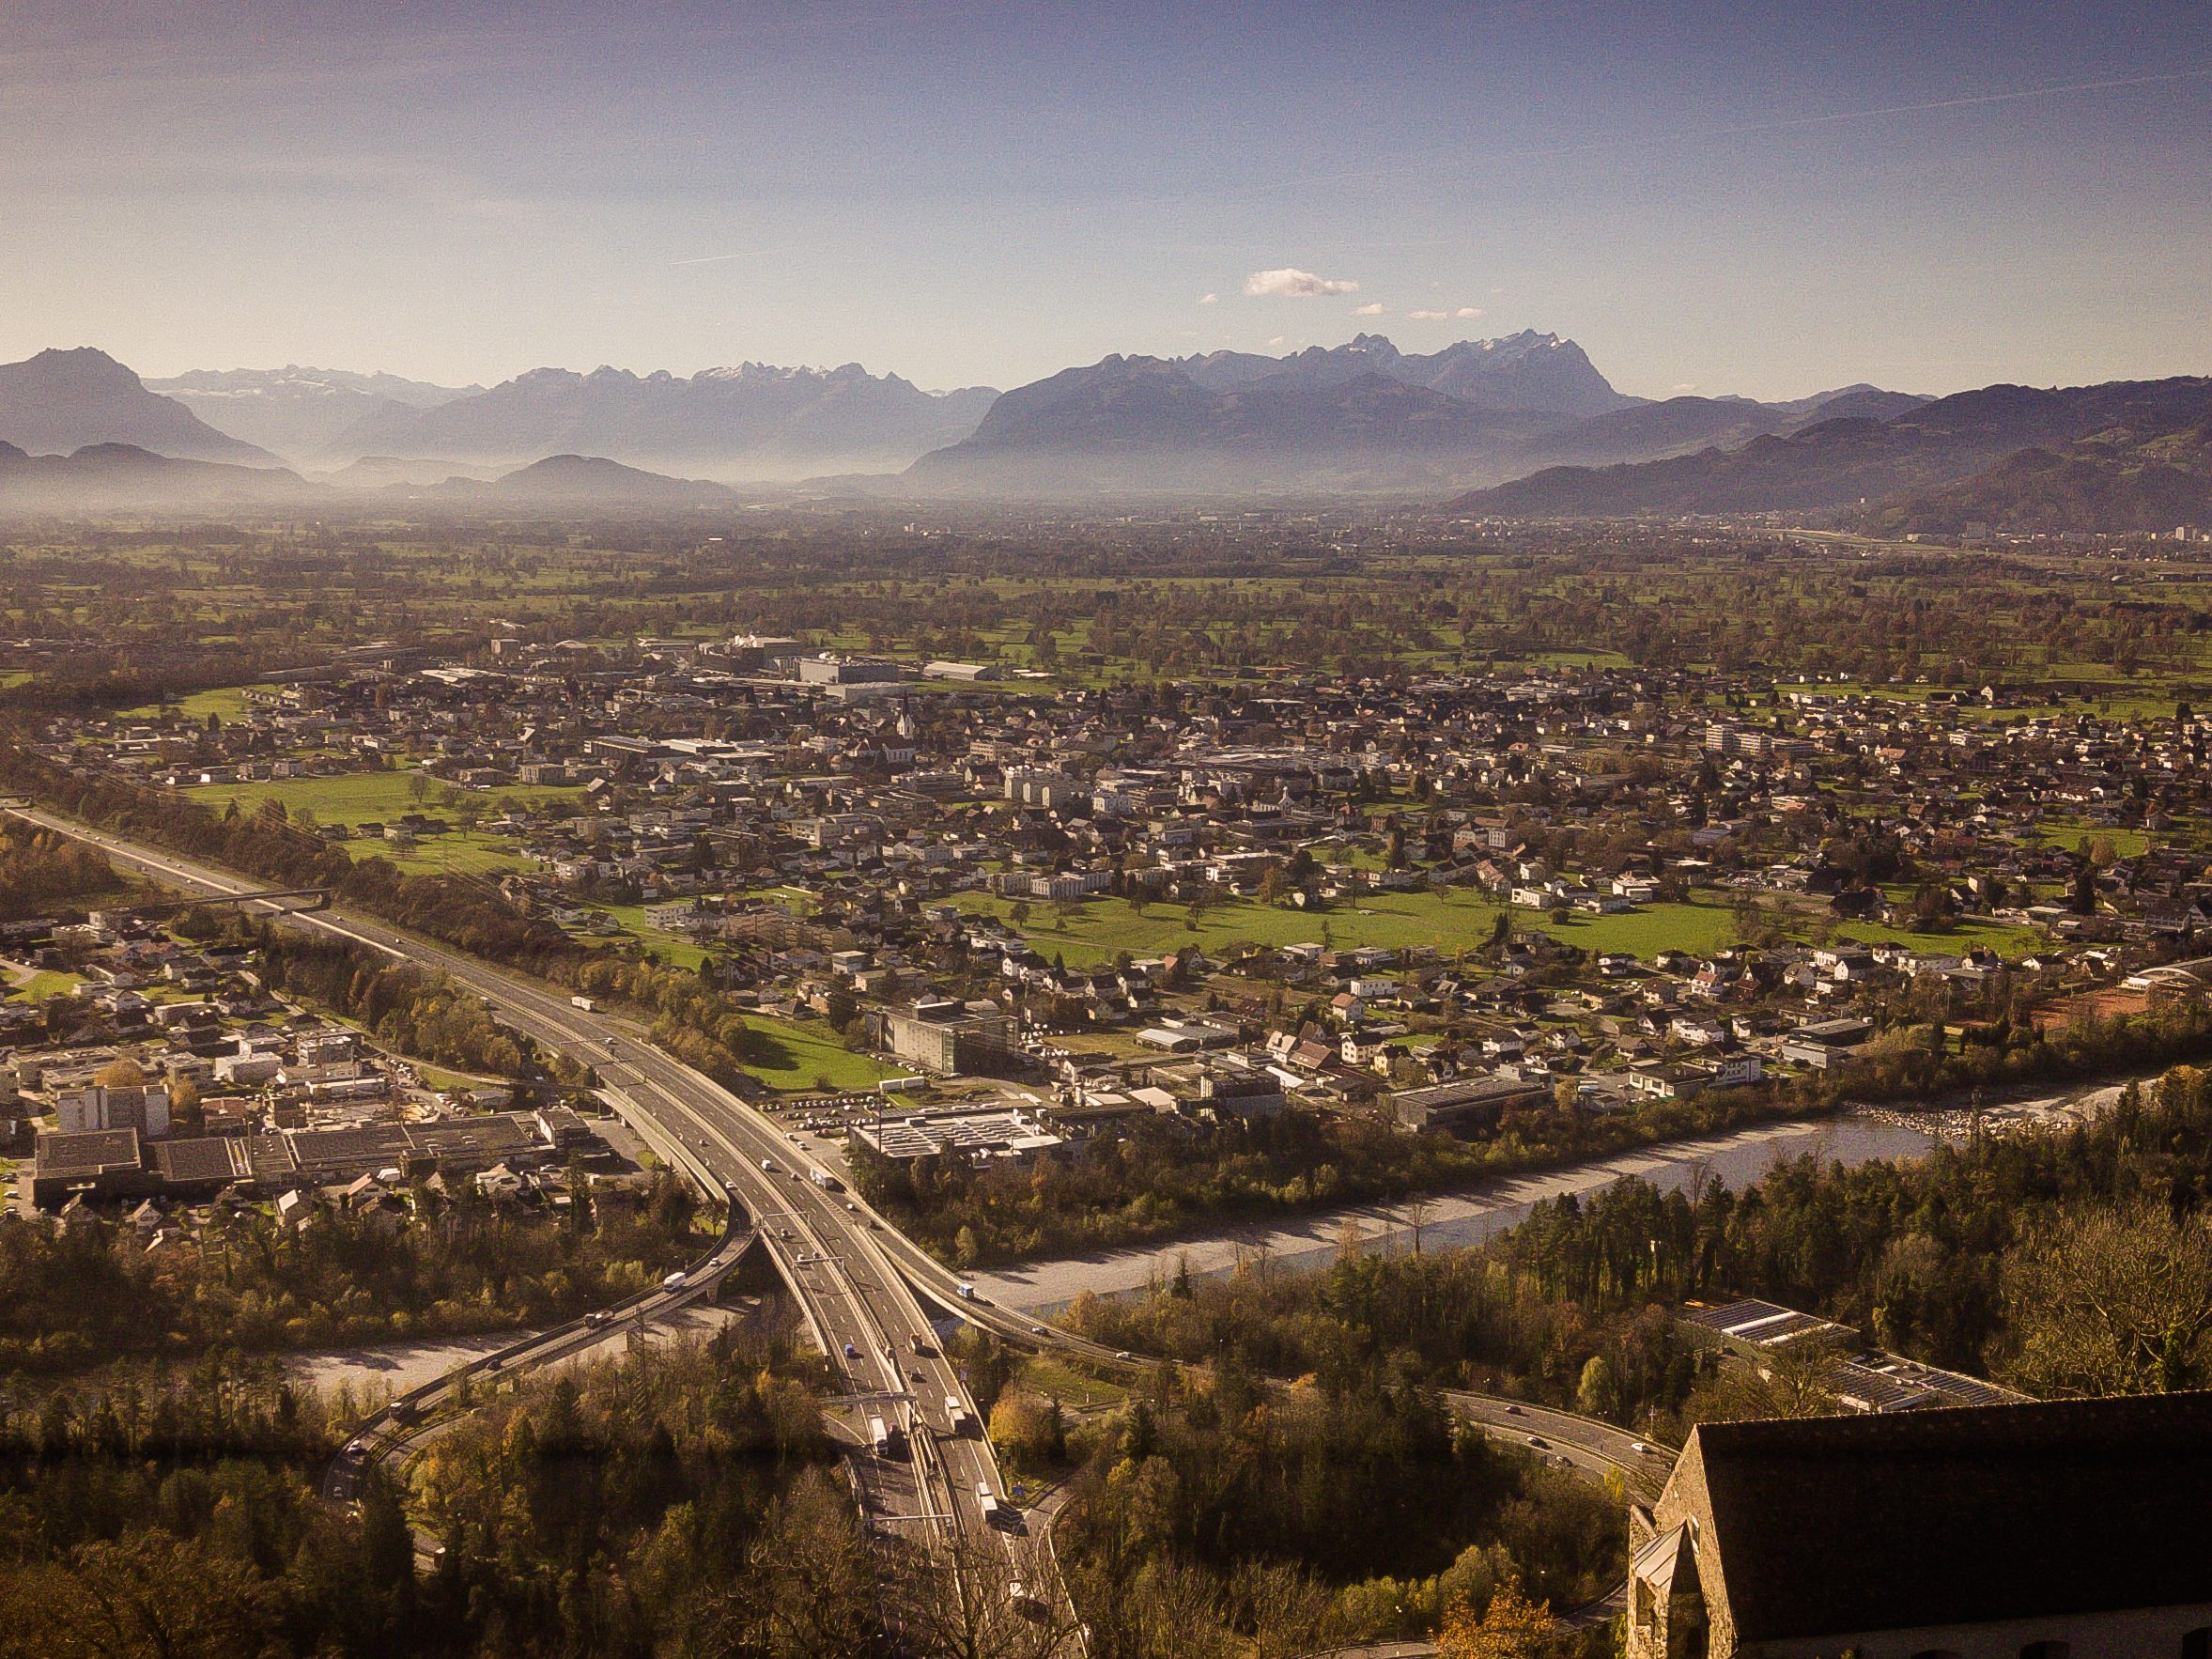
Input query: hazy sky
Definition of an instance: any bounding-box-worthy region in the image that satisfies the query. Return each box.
[7,1,2209,399]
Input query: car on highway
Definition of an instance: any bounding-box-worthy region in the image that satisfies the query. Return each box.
[843,1342,859,1359]
[1115,1351,1133,1361]
[585,1310,612,1328]
[1526,1434,1548,1449]
[346,1438,367,1457]
[1030,1325,1048,1337]
[1633,1440,1658,1454]
[1503,1403,1524,1415]
[760,1157,776,1171]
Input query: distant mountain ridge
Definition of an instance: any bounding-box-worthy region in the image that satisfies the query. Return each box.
[322,360,999,480]
[0,349,277,464]
[147,365,480,463]
[906,332,1920,496]
[0,440,737,518]
[1863,414,2212,537]
[0,442,316,513]
[1446,377,2212,519]
[1174,330,1635,416]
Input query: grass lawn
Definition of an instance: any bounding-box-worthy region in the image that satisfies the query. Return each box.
[587,905,709,969]
[1014,1353,1131,1411]
[1518,900,1740,958]
[189,768,573,880]
[952,887,1742,968]
[124,685,274,723]
[740,1016,891,1093]
[377,831,538,876]
[1834,914,2045,958]
[191,766,577,828]
[6,969,85,1001]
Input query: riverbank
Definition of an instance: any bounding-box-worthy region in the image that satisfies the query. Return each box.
[975,1071,2145,1315]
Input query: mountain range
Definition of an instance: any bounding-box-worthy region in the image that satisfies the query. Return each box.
[905,331,1927,495]
[147,365,481,461]
[0,442,739,518]
[5,339,2206,530]
[275,361,995,478]
[1446,377,2212,523]
[0,349,277,465]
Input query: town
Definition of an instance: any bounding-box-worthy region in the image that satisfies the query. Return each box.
[15,608,2212,1244]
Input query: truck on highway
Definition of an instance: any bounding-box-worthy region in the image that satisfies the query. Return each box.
[956,1281,977,1300]
[944,1395,971,1435]
[661,1270,688,1292]
[868,1415,904,1457]
[975,1481,1003,1521]
[810,1169,842,1191]
[571,995,596,1013]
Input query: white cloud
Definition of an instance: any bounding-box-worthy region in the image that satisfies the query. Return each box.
[1198,292,1218,305]
[1244,267,1359,298]
[1353,302,1385,317]
[1265,334,1286,347]
[1408,309,1447,320]
[1672,381,1698,393]
[1454,306,1485,319]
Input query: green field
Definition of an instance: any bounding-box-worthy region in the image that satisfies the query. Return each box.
[951,888,1744,968]
[586,904,709,969]
[5,969,85,1002]
[124,684,275,723]
[740,1016,890,1092]
[185,767,575,877]
[1834,914,2045,959]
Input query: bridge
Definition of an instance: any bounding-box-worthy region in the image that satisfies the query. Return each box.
[107,884,331,918]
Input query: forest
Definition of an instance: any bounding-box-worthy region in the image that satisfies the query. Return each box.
[1052,1363,1617,1657]
[0,1328,897,1659]
[1063,1062,2212,1448]
[0,1173,700,1373]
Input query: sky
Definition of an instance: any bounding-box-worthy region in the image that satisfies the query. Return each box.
[5,0,2210,400]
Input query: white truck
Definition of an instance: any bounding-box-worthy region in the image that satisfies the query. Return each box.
[811,1169,843,1191]
[944,1395,972,1435]
[661,1270,688,1292]
[571,995,596,1013]
[975,1480,1002,1520]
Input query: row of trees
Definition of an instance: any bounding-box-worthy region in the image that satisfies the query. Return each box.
[856,1084,1799,1267]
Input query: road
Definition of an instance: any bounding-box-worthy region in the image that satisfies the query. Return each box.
[324,1215,758,1507]
[11,807,1048,1636]
[28,806,1665,1642]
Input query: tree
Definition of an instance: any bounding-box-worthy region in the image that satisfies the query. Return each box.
[1999,1199,2212,1396]
[1436,1580,1560,1659]
[94,1057,146,1089]
[1575,1355,1619,1420]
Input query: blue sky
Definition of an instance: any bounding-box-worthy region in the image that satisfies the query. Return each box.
[5,1,2208,398]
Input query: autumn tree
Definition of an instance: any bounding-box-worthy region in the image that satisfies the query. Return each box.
[1998,1198,2212,1396]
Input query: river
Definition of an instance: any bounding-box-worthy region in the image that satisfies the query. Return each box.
[974,1076,2141,1314]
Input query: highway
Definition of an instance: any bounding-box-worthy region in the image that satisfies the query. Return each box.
[324,1215,759,1508]
[22,805,1663,1643]
[8,807,1054,1643]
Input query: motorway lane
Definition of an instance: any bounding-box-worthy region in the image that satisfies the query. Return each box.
[28,808,1655,1636]
[8,811,1018,1567]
